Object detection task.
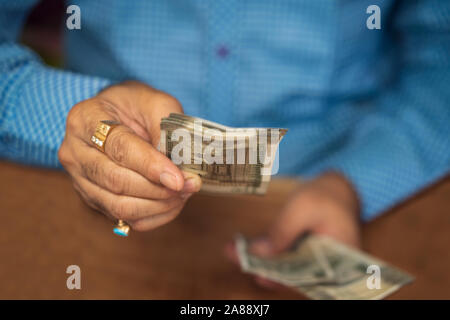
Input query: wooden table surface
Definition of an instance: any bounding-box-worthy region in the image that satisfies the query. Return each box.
[0,161,449,299]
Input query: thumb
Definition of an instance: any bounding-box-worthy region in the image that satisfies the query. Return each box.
[249,209,313,257]
[181,171,202,193]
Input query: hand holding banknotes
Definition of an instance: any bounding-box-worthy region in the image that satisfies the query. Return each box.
[157,113,413,299]
[58,81,202,231]
[226,172,361,286]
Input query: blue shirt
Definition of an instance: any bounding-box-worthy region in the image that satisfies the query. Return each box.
[0,0,449,220]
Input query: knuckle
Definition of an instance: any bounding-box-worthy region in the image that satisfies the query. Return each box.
[155,92,183,113]
[66,103,84,133]
[58,144,77,170]
[124,80,149,90]
[94,97,115,112]
[57,144,70,166]
[111,197,140,220]
[81,159,101,182]
[106,168,128,195]
[301,192,323,208]
[290,188,320,209]
[108,131,130,163]
[140,156,152,172]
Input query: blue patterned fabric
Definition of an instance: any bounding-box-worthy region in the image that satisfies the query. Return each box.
[0,0,449,220]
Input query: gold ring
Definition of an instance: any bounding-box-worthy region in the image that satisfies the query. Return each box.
[91,120,120,153]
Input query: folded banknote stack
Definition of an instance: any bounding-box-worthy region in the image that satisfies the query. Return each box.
[236,234,413,300]
[160,113,287,195]
[235,234,413,300]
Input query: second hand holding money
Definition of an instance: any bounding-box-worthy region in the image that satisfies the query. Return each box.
[225,172,361,288]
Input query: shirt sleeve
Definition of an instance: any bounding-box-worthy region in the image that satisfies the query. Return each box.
[0,1,112,168]
[314,0,450,221]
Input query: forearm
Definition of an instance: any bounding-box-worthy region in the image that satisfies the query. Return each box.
[0,43,111,167]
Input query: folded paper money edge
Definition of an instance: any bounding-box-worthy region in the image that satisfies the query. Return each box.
[235,234,414,300]
[160,113,289,195]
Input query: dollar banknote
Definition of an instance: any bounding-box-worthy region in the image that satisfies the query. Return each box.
[235,234,414,300]
[160,113,287,195]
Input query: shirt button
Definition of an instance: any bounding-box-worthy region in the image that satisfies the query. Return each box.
[216,45,230,59]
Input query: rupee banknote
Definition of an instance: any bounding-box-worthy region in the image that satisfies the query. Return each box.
[235,234,414,300]
[160,113,287,195]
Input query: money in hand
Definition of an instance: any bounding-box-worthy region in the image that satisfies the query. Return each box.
[235,234,414,300]
[160,113,287,195]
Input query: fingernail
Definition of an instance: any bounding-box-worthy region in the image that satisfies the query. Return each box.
[249,238,273,257]
[182,178,200,193]
[160,171,180,191]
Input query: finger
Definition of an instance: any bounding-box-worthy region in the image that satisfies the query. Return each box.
[97,83,184,146]
[249,209,315,257]
[75,175,185,221]
[128,204,184,232]
[224,241,240,266]
[181,171,202,193]
[130,88,184,146]
[103,125,184,191]
[76,143,177,199]
[70,100,185,191]
[72,179,116,221]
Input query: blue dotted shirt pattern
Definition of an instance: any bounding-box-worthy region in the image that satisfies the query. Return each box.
[0,0,449,220]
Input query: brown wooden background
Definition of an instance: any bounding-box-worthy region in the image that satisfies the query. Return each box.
[0,161,449,299]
